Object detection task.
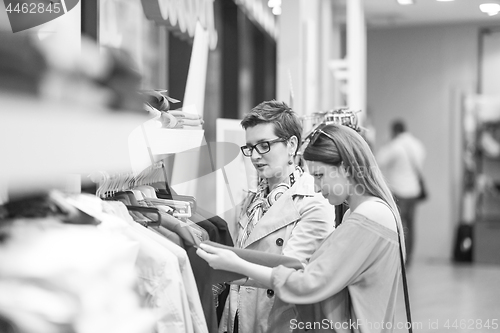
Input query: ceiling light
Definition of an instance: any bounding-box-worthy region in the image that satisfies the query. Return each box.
[397,0,415,4]
[480,3,500,15]
[436,0,455,2]
[268,0,281,8]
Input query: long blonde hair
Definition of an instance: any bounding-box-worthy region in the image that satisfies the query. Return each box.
[303,123,406,258]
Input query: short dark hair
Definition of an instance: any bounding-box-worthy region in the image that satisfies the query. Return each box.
[391,120,406,137]
[241,100,302,153]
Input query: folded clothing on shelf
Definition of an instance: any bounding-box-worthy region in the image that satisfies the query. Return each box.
[479,126,500,158]
[0,33,47,95]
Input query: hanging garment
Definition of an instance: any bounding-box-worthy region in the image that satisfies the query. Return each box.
[103,200,208,333]
[151,225,184,248]
[194,207,234,247]
[0,218,155,333]
[109,193,206,247]
[70,196,197,333]
[183,209,236,333]
[139,224,208,333]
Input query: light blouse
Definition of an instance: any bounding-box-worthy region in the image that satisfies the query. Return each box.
[271,212,401,333]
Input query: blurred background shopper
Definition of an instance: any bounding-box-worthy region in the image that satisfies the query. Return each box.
[377,120,427,266]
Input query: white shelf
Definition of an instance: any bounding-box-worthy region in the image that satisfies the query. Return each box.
[0,93,151,196]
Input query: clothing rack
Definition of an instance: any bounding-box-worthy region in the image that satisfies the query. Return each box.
[300,108,361,139]
[93,161,169,198]
[297,108,362,160]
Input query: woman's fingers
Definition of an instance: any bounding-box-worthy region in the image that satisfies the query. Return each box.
[196,247,225,270]
[196,247,210,261]
[200,244,235,260]
[197,244,238,271]
[196,247,218,265]
[198,243,217,253]
[196,244,221,262]
[196,243,244,273]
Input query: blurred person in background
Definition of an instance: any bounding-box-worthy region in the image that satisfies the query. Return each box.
[377,120,426,266]
[218,100,335,333]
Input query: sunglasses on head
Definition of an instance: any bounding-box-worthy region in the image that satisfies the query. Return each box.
[303,125,336,147]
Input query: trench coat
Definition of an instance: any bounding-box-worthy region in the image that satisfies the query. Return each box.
[219,173,335,333]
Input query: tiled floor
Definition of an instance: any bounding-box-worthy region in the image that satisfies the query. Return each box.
[392,259,500,333]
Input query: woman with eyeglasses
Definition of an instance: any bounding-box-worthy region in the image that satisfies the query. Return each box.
[217,100,335,333]
[199,123,406,333]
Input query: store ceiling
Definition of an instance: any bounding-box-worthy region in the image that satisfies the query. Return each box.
[359,0,500,28]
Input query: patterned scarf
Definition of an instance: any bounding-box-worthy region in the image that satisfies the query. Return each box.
[238,166,303,248]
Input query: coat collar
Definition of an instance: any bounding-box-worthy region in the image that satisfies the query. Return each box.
[240,172,316,247]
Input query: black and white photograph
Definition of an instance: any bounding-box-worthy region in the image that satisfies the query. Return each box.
[1,1,500,332]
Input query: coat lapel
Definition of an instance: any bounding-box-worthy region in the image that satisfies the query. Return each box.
[243,193,300,247]
[242,173,316,248]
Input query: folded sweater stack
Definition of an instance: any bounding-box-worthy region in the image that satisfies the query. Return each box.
[161,110,204,129]
[141,90,204,129]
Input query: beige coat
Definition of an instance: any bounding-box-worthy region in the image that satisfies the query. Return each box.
[219,173,335,333]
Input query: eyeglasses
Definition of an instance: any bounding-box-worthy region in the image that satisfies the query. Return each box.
[241,138,288,157]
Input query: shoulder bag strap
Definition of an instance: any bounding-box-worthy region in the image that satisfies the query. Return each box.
[397,227,413,333]
[373,198,413,332]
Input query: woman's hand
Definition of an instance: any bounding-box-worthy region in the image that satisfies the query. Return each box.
[196,243,244,273]
[197,243,274,288]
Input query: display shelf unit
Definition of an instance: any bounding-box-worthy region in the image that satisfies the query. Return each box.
[475,121,500,265]
[0,92,151,198]
[468,95,500,265]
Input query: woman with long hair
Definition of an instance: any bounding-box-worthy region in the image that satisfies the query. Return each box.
[198,123,405,333]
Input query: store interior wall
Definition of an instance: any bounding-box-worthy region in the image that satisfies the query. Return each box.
[367,24,484,261]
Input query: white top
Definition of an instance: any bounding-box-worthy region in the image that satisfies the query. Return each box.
[271,202,401,333]
[377,132,426,198]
